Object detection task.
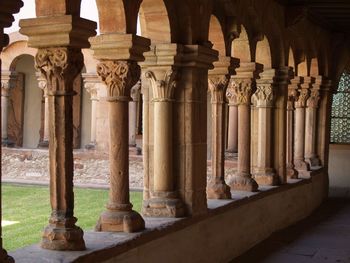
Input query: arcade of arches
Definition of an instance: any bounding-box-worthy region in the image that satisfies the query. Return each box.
[0,0,350,262]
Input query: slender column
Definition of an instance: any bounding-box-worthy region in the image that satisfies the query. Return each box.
[1,71,17,147]
[226,99,238,153]
[304,77,321,168]
[207,76,231,199]
[1,2,23,260]
[129,81,141,146]
[20,14,96,250]
[286,77,301,179]
[142,69,185,217]
[227,74,259,192]
[294,77,312,177]
[36,73,49,147]
[252,70,279,186]
[37,48,87,250]
[94,61,145,232]
[82,73,99,150]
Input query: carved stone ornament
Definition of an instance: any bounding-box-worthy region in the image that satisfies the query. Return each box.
[145,70,177,102]
[130,80,141,101]
[252,84,274,107]
[287,87,299,110]
[295,88,310,108]
[208,75,229,103]
[97,60,140,101]
[227,78,252,105]
[307,89,320,108]
[84,83,99,100]
[35,48,84,94]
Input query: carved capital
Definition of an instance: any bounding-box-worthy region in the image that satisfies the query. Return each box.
[130,80,141,101]
[306,89,320,108]
[1,71,18,97]
[35,47,84,96]
[295,88,310,108]
[252,84,274,107]
[287,87,299,110]
[208,75,229,103]
[227,78,252,106]
[97,60,140,101]
[84,83,99,100]
[145,70,177,102]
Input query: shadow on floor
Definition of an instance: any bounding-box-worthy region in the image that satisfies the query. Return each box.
[232,198,350,263]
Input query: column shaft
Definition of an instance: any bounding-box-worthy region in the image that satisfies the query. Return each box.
[1,95,8,141]
[226,105,238,153]
[207,76,231,199]
[94,60,145,233]
[153,101,173,192]
[90,99,97,143]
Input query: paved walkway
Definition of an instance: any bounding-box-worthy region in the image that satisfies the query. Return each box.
[233,198,350,263]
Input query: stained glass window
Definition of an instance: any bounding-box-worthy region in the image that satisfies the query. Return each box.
[330,71,350,143]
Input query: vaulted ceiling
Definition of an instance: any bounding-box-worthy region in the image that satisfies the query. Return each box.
[277,0,350,33]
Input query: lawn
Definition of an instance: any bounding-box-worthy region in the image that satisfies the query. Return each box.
[1,184,142,251]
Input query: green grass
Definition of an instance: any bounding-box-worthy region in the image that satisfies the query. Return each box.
[1,184,142,251]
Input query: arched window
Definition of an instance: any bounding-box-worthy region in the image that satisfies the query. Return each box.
[330,71,350,143]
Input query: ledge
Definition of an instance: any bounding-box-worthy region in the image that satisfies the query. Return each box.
[9,169,327,263]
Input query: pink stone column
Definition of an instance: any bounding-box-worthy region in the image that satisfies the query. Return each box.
[36,73,49,148]
[226,74,259,192]
[142,68,185,217]
[207,75,231,199]
[226,103,238,153]
[252,69,279,186]
[304,76,321,168]
[294,77,312,177]
[286,77,301,179]
[20,15,97,251]
[95,61,145,232]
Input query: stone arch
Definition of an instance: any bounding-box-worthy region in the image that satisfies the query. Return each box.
[9,54,41,148]
[208,15,225,55]
[288,47,295,69]
[139,0,171,43]
[309,57,319,77]
[35,0,82,16]
[297,59,308,77]
[256,36,272,69]
[232,24,251,63]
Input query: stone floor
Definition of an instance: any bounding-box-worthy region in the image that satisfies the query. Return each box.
[233,198,350,263]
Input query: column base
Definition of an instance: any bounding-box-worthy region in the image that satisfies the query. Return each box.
[305,156,321,168]
[85,142,96,150]
[41,217,85,251]
[253,169,279,186]
[227,173,259,192]
[207,178,231,199]
[1,138,14,147]
[95,209,145,233]
[0,249,14,263]
[38,140,49,148]
[294,159,310,172]
[142,192,185,217]
[287,166,298,179]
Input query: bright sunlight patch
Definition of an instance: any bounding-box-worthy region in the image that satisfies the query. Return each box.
[2,220,20,227]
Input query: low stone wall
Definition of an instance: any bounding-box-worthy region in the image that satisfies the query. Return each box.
[1,148,238,190]
[10,170,328,263]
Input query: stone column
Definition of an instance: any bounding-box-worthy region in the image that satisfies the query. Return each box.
[90,33,150,231]
[207,75,231,199]
[304,77,321,168]
[141,44,185,217]
[226,102,238,153]
[36,73,49,147]
[226,63,262,191]
[1,71,17,147]
[20,15,96,250]
[286,76,301,179]
[252,70,278,186]
[129,81,141,146]
[1,2,23,261]
[82,73,99,150]
[294,77,312,177]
